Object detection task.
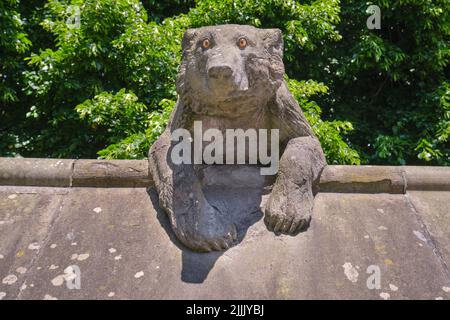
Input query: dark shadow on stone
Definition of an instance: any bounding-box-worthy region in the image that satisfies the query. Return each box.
[147,165,273,283]
[148,187,223,283]
[180,250,223,283]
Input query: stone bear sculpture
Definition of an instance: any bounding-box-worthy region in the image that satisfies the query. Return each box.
[149,24,326,252]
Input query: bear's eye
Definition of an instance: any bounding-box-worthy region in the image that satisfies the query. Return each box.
[202,39,210,49]
[238,37,247,49]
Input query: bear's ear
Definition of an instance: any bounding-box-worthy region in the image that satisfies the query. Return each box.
[181,28,198,52]
[262,28,283,58]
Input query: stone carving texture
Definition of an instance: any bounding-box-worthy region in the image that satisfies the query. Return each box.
[149,25,326,252]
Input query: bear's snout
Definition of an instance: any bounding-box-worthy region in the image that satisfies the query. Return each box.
[208,65,233,79]
[206,61,249,94]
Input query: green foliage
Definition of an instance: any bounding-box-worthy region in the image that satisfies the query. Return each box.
[0,0,32,103]
[88,97,175,159]
[1,0,448,166]
[141,0,194,22]
[76,89,148,138]
[20,0,151,157]
[287,78,360,164]
[0,0,34,156]
[314,0,450,165]
[413,82,450,163]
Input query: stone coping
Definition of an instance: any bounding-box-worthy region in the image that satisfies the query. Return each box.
[0,157,449,192]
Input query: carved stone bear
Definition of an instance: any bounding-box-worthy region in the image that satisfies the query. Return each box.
[149,24,326,252]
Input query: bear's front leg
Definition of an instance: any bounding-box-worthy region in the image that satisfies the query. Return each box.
[149,130,237,252]
[264,136,326,235]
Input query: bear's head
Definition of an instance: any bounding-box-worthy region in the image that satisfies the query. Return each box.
[177,24,285,116]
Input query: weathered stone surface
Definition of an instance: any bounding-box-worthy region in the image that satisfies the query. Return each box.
[319,165,406,194]
[0,187,68,299]
[0,183,449,300]
[407,191,450,270]
[404,167,450,191]
[1,158,450,193]
[0,158,73,187]
[72,160,151,187]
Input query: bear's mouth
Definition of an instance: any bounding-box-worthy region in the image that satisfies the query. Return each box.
[207,73,250,99]
[207,85,252,102]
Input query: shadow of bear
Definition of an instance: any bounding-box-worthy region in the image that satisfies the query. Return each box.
[147,165,274,283]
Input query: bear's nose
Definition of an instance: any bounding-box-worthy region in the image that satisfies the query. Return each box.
[208,65,233,79]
